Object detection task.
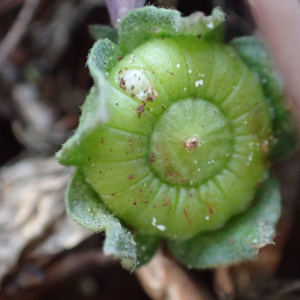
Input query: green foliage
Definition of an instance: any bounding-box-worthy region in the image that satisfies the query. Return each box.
[89,25,119,44]
[66,170,137,269]
[134,233,160,265]
[119,6,225,54]
[88,39,122,74]
[168,175,281,268]
[231,36,298,161]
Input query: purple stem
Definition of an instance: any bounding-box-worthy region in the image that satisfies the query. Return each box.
[105,0,146,27]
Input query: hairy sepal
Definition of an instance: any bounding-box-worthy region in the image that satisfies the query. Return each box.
[168,175,281,269]
[231,36,298,161]
[89,25,119,44]
[66,170,138,269]
[134,233,160,266]
[119,6,225,54]
[180,7,225,42]
[56,39,123,165]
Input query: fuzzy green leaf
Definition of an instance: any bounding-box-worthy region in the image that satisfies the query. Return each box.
[119,6,225,54]
[180,7,225,42]
[89,39,123,74]
[168,175,281,269]
[134,233,160,266]
[119,6,181,54]
[231,36,298,161]
[89,25,119,44]
[56,39,121,165]
[66,170,137,269]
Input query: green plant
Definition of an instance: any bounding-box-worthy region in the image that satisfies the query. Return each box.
[56,6,297,269]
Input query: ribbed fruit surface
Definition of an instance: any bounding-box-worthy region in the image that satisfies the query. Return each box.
[79,36,271,240]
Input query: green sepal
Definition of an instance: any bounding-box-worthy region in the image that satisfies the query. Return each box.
[89,25,119,44]
[56,39,122,165]
[88,39,123,74]
[168,175,281,269]
[119,6,225,54]
[180,7,225,42]
[119,6,181,54]
[230,36,298,161]
[66,170,138,269]
[134,233,160,266]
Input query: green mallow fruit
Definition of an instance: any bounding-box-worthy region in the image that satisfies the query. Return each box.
[57,6,293,268]
[80,36,271,241]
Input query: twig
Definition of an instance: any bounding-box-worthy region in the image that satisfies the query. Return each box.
[0,0,42,67]
[136,251,215,300]
[213,267,235,300]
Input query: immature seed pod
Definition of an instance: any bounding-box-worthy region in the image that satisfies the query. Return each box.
[77,35,272,241]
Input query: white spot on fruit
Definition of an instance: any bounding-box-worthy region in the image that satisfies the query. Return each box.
[195,80,204,87]
[152,218,166,231]
[206,22,214,29]
[177,64,180,68]
[157,225,166,231]
[116,69,158,101]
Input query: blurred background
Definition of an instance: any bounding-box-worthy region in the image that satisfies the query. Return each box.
[1,0,300,299]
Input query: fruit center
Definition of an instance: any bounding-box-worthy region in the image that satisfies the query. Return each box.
[149,99,233,186]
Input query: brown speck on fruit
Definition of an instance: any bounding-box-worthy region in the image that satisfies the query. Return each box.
[183,209,188,218]
[101,138,105,143]
[148,152,155,164]
[131,92,135,97]
[131,85,134,90]
[128,174,134,179]
[146,93,154,102]
[88,157,91,161]
[115,103,119,105]
[118,56,124,61]
[209,207,215,215]
[163,197,169,207]
[197,34,202,39]
[261,144,269,153]
[132,201,136,205]
[128,139,132,146]
[137,104,145,118]
[119,77,126,90]
[189,193,193,197]
[111,193,115,196]
[143,200,148,203]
